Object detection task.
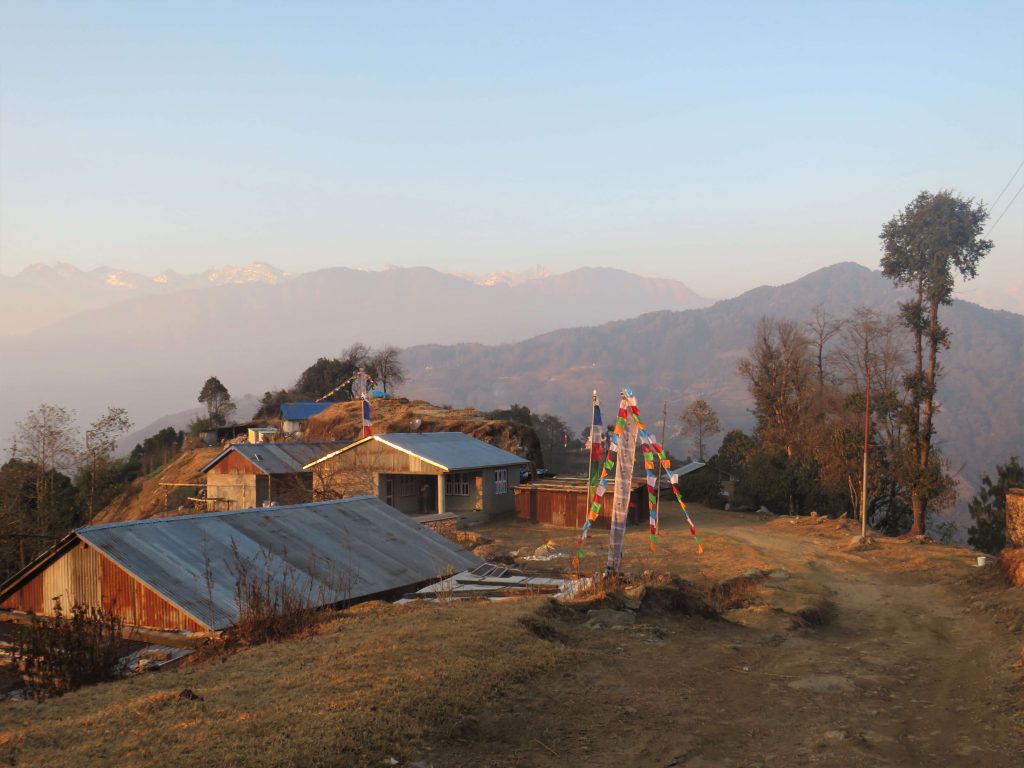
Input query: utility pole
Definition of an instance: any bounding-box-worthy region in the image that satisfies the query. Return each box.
[860,366,871,540]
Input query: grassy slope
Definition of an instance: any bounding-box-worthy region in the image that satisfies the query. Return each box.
[0,599,569,767]
[91,447,220,524]
[303,399,544,466]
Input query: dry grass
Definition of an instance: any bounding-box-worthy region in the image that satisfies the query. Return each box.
[0,599,570,768]
[477,503,777,582]
[302,398,543,465]
[92,447,221,524]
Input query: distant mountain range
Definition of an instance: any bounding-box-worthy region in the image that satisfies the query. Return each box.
[5,260,1020,511]
[0,262,295,336]
[399,262,1024,507]
[0,265,709,449]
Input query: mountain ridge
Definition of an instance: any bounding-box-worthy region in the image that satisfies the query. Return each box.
[398,262,1023,504]
[0,264,711,448]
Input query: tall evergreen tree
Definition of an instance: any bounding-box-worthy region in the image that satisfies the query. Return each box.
[880,190,992,535]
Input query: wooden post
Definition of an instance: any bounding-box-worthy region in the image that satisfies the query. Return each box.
[437,474,446,515]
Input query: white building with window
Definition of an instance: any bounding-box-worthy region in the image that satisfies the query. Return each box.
[304,432,530,518]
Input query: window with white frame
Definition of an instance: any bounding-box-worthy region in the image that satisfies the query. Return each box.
[494,468,508,495]
[398,475,417,497]
[444,472,469,496]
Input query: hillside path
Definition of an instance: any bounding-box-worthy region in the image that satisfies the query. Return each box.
[444,511,1024,767]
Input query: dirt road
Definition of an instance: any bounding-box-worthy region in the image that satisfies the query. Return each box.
[441,510,1024,767]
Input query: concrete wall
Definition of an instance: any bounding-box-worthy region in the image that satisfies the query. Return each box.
[207,473,258,511]
[439,465,524,516]
[480,465,526,515]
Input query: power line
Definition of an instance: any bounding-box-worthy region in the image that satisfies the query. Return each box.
[987,178,1024,236]
[989,156,1024,213]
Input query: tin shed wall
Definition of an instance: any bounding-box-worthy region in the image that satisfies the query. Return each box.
[0,542,100,614]
[99,555,206,632]
[514,486,647,529]
[1,541,205,632]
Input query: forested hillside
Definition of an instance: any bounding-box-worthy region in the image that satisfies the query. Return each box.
[401,263,1024,494]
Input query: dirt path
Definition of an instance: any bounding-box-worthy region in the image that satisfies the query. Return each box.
[439,512,1024,767]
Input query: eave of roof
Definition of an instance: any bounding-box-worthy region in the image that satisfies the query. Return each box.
[304,433,529,473]
[304,435,449,470]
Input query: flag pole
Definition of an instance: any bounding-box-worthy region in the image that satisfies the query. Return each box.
[586,390,598,496]
[860,366,871,539]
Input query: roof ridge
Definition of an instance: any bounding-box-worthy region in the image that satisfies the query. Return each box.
[78,497,375,533]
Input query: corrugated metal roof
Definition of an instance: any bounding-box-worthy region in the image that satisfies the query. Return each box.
[77,497,482,630]
[308,432,530,472]
[669,462,707,480]
[200,441,349,475]
[512,476,647,492]
[280,402,334,421]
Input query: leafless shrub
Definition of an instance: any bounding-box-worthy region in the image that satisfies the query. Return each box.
[13,599,128,699]
[225,541,353,646]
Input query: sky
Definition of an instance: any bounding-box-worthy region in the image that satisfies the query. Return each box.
[1,1,1022,304]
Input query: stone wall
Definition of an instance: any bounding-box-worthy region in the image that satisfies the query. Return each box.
[414,512,459,542]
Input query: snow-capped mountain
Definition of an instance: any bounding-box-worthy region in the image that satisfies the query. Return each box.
[0,262,296,335]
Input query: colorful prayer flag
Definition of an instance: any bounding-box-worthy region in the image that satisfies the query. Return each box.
[361,398,372,438]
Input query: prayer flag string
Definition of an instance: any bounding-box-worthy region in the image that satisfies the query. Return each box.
[572,389,704,570]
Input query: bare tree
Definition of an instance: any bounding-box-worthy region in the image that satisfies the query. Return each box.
[678,399,722,461]
[14,404,80,528]
[369,346,406,394]
[737,318,814,459]
[82,407,133,518]
[805,304,842,390]
[341,343,371,370]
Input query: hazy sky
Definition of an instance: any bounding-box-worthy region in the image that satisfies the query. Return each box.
[1,1,1022,303]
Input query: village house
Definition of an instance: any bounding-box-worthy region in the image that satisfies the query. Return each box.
[280,402,334,436]
[200,441,349,510]
[304,432,530,518]
[0,497,481,633]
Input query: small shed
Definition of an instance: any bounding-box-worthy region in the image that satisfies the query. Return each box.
[198,423,252,447]
[305,432,530,517]
[200,441,349,510]
[0,497,482,632]
[247,426,278,443]
[281,402,335,436]
[513,476,649,529]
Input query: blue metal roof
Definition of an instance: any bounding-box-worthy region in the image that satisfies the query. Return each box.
[280,402,334,421]
[308,432,530,472]
[77,497,482,630]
